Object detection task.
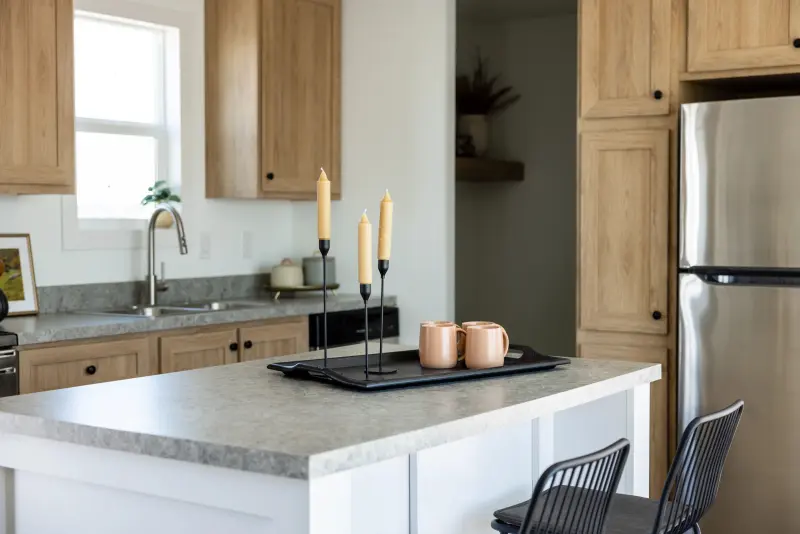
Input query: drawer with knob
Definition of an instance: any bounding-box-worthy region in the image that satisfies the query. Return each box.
[19,337,150,394]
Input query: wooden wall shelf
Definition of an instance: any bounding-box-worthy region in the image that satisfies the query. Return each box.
[456,158,524,183]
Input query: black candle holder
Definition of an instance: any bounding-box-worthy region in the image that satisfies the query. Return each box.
[360,283,371,378]
[376,259,397,375]
[319,239,330,368]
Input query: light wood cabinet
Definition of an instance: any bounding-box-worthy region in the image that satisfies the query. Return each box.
[579,343,669,499]
[159,327,239,373]
[688,0,800,73]
[20,336,154,394]
[0,0,74,194]
[579,129,669,335]
[205,0,341,200]
[239,317,309,362]
[579,0,671,118]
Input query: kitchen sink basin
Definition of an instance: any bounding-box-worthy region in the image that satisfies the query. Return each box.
[86,305,208,318]
[184,301,269,311]
[83,300,270,318]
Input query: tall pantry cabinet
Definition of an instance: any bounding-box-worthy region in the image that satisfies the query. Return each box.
[577,0,674,498]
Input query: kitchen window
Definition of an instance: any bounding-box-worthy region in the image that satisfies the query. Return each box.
[63,0,185,250]
[74,12,174,221]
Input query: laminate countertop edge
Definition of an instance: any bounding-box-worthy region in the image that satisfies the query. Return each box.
[0,345,660,480]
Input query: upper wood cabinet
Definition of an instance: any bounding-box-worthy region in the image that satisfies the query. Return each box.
[688,0,800,73]
[205,0,341,200]
[159,327,239,373]
[0,0,74,194]
[579,129,669,335]
[239,317,309,362]
[579,0,671,118]
[20,336,154,394]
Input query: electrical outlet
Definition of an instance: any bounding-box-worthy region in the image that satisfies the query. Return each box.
[199,232,211,260]
[242,231,253,259]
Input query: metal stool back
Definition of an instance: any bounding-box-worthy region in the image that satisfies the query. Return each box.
[652,400,744,534]
[516,438,630,534]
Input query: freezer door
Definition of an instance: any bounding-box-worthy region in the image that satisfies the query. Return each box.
[680,96,800,269]
[679,273,800,534]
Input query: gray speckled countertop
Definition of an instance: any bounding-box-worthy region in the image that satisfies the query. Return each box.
[1,294,397,346]
[0,344,660,480]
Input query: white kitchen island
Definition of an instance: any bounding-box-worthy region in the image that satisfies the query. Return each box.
[0,344,659,534]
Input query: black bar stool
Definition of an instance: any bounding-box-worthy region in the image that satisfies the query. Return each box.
[491,400,744,534]
[491,438,630,534]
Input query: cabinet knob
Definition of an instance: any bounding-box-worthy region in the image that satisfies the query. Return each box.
[266,172,275,180]
[652,310,663,320]
[229,342,239,352]
[85,365,97,375]
[244,340,253,349]
[653,89,664,100]
[794,38,800,48]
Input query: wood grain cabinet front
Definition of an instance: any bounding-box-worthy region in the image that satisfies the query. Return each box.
[159,327,239,373]
[205,0,341,200]
[688,0,800,73]
[19,337,152,394]
[579,129,669,335]
[239,317,309,362]
[579,0,671,118]
[0,0,75,193]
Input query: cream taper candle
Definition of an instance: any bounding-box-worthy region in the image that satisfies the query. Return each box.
[317,168,331,240]
[378,190,393,260]
[358,210,372,284]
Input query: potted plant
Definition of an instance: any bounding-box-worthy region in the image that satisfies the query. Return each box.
[141,180,181,228]
[456,53,521,156]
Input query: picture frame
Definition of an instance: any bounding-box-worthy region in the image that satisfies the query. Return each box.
[0,234,38,316]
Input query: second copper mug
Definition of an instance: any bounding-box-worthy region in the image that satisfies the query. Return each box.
[459,321,496,353]
[419,321,466,369]
[464,324,510,369]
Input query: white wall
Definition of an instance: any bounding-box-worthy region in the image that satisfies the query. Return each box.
[0,0,297,287]
[293,0,457,343]
[455,14,577,356]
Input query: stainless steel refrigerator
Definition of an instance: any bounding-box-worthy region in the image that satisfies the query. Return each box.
[679,95,800,534]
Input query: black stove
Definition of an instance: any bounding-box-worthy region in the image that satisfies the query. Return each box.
[0,330,16,349]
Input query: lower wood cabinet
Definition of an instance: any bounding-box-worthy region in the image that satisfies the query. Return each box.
[159,326,239,374]
[19,336,155,394]
[579,342,669,499]
[19,316,311,392]
[239,317,309,362]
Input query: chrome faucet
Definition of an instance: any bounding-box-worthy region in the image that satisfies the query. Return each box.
[147,203,188,307]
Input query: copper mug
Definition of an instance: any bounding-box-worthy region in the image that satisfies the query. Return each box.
[464,324,510,369]
[459,321,496,353]
[419,321,466,369]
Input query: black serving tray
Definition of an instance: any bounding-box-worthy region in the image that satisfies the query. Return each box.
[267,344,570,391]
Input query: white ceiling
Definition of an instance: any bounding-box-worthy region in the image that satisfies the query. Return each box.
[458,0,577,21]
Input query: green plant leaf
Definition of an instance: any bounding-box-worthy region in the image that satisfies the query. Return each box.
[167,194,181,203]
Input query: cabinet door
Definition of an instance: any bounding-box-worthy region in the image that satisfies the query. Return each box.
[688,0,800,72]
[579,130,669,334]
[0,0,74,189]
[580,0,670,118]
[20,337,151,394]
[579,343,669,499]
[260,0,341,199]
[240,317,309,362]
[159,327,239,373]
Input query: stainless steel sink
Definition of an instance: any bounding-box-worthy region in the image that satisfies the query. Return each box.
[184,301,269,311]
[83,300,270,318]
[87,305,208,318]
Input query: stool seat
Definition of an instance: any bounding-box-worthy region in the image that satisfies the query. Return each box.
[493,488,690,534]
